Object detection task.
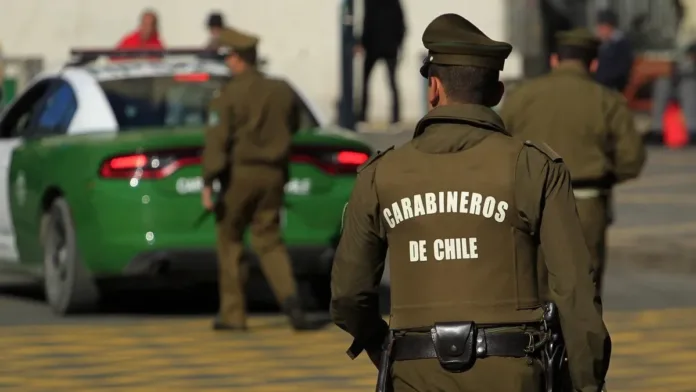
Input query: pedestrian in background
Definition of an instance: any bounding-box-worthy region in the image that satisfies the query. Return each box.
[355,0,405,125]
[205,12,226,51]
[116,9,164,50]
[501,29,646,295]
[201,27,318,332]
[540,0,574,74]
[594,9,634,92]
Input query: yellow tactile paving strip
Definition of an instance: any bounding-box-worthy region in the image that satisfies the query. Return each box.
[0,309,695,391]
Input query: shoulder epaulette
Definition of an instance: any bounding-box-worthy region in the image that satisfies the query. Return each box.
[358,146,394,173]
[613,90,628,103]
[523,140,563,162]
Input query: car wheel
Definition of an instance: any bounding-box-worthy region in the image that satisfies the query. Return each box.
[41,198,99,315]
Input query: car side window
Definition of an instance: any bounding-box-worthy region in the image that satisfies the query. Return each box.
[28,81,78,137]
[292,90,319,131]
[0,80,54,139]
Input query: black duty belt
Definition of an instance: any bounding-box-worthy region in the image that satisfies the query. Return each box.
[393,324,540,363]
[374,321,548,389]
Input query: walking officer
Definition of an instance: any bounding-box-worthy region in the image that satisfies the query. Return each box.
[331,14,611,392]
[501,29,646,295]
[201,27,316,331]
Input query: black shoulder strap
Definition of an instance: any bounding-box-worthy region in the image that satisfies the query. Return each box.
[358,146,394,173]
[523,140,563,162]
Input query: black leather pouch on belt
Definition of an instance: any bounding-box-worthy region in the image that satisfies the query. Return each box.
[431,321,477,373]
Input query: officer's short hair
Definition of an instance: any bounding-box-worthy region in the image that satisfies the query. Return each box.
[428,64,500,104]
[556,45,597,67]
[235,48,258,66]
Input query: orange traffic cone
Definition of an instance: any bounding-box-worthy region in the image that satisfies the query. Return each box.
[662,102,690,148]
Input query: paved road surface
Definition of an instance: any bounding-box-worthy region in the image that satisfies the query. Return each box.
[1,131,696,391]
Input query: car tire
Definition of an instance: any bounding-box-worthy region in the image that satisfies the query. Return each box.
[41,198,99,315]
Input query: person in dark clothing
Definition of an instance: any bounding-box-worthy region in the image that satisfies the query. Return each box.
[355,0,406,124]
[594,9,635,92]
[540,0,574,74]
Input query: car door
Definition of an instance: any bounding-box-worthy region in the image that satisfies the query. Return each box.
[0,78,55,263]
[8,79,78,267]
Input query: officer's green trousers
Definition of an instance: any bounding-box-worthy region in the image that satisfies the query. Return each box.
[391,357,544,392]
[574,196,609,295]
[215,166,298,326]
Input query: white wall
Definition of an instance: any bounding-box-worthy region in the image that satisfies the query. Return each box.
[0,0,521,123]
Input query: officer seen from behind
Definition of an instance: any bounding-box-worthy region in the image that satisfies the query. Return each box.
[501,29,646,295]
[201,27,317,331]
[331,14,610,392]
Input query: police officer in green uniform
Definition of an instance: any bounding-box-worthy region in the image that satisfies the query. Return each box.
[331,14,610,392]
[201,27,316,331]
[501,29,646,295]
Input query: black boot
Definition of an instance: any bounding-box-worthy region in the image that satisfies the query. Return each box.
[212,315,247,331]
[282,296,323,331]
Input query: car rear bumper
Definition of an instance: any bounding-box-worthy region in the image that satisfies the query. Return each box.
[121,246,335,279]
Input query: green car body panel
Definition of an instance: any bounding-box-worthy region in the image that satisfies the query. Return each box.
[8,126,369,277]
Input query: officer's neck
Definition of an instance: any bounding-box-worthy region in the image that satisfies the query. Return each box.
[554,60,590,73]
[433,97,487,109]
[232,64,257,76]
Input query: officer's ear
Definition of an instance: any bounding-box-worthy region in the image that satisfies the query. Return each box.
[427,76,441,109]
[484,81,505,108]
[550,53,560,68]
[589,58,599,73]
[224,54,236,69]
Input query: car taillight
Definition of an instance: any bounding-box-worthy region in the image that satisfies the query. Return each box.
[99,148,202,179]
[336,151,370,165]
[173,73,210,82]
[291,147,370,174]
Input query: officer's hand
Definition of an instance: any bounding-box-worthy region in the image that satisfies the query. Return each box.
[201,186,214,211]
[353,44,364,55]
[366,349,381,369]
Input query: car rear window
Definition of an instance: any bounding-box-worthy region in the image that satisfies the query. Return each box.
[100,75,227,131]
[100,75,320,131]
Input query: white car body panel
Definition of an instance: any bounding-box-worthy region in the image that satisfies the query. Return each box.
[61,68,118,134]
[0,137,22,262]
[0,75,55,262]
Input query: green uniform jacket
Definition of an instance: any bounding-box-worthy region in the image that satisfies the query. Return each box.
[500,62,646,186]
[331,104,610,392]
[202,69,299,186]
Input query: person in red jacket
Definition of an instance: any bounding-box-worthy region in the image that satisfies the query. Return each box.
[117,9,164,50]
